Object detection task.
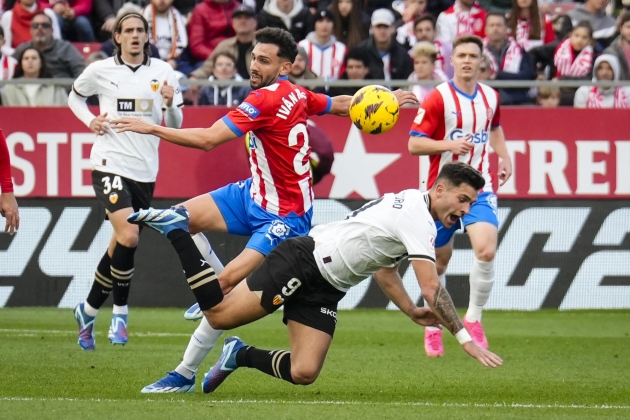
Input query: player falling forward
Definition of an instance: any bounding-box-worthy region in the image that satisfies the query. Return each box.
[407,35,513,357]
[67,12,183,350]
[113,27,419,392]
[129,162,502,391]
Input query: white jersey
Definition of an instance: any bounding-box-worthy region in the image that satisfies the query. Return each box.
[310,190,437,292]
[298,38,346,80]
[72,55,184,182]
[409,81,500,191]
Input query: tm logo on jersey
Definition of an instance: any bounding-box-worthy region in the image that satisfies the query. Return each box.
[264,220,290,246]
[450,129,489,144]
[238,102,260,119]
[117,99,153,117]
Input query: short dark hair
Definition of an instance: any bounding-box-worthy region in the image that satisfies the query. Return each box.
[112,12,151,57]
[435,162,485,191]
[413,15,435,30]
[452,35,483,54]
[345,47,370,67]
[254,27,299,63]
[31,11,53,25]
[485,11,507,26]
[14,47,51,79]
[572,20,593,39]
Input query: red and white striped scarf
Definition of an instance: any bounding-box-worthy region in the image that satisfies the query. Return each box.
[554,38,593,78]
[515,17,544,51]
[454,2,485,37]
[1,55,16,80]
[586,86,629,108]
[483,37,522,77]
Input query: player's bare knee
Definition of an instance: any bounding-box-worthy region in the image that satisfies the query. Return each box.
[290,366,319,385]
[204,313,226,330]
[475,248,496,262]
[115,228,139,248]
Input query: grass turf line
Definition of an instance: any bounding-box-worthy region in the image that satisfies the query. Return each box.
[0,308,629,419]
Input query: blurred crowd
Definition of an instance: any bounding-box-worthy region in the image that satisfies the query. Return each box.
[0,0,629,108]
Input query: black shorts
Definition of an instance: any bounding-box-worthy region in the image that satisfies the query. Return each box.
[92,170,155,214]
[247,236,346,337]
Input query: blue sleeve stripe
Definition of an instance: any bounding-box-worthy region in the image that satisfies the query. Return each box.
[222,116,244,137]
[318,95,332,115]
[409,130,429,137]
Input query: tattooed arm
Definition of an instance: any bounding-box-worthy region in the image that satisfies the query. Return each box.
[411,259,503,368]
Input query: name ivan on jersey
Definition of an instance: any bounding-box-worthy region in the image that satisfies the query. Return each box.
[275,88,307,120]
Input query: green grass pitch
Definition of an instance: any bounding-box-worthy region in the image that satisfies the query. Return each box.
[0,308,629,419]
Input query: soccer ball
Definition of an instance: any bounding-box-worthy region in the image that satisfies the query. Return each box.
[349,85,399,135]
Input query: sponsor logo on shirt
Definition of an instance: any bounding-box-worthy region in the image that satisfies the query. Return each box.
[414,108,425,125]
[238,101,261,119]
[116,99,153,117]
[449,129,488,144]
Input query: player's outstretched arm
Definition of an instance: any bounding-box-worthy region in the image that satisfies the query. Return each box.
[111,118,239,151]
[489,126,513,186]
[373,266,439,328]
[328,95,352,117]
[411,259,503,367]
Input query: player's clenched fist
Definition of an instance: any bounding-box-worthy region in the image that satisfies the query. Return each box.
[161,80,174,107]
[89,112,111,136]
[449,136,474,156]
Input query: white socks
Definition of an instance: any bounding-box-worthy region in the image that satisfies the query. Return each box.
[83,302,98,317]
[426,273,446,332]
[174,233,226,379]
[113,304,128,315]
[175,317,224,379]
[466,258,495,323]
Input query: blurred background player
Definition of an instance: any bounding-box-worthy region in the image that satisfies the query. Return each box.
[407,35,512,357]
[67,11,183,351]
[113,27,418,393]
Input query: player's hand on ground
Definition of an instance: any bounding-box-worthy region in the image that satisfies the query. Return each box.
[0,192,19,235]
[449,136,474,155]
[461,341,503,367]
[497,158,513,186]
[408,307,440,328]
[89,112,111,136]
[161,80,174,107]
[392,89,419,107]
[112,117,155,134]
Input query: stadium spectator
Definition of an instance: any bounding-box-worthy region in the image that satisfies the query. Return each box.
[603,11,630,80]
[407,41,448,104]
[537,85,560,107]
[567,0,616,49]
[399,15,451,77]
[528,14,573,80]
[0,27,18,81]
[407,41,445,103]
[49,0,95,41]
[288,45,319,83]
[0,128,19,236]
[257,0,312,43]
[142,0,187,69]
[298,9,346,80]
[1,46,67,105]
[0,0,60,56]
[392,0,426,25]
[506,0,554,52]
[553,20,594,105]
[477,51,491,79]
[12,12,85,78]
[188,0,237,62]
[436,0,486,45]
[574,54,630,108]
[484,12,535,105]
[91,0,149,41]
[198,51,251,106]
[354,9,413,80]
[327,47,371,96]
[396,1,428,49]
[99,3,162,58]
[190,4,256,85]
[329,0,366,50]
